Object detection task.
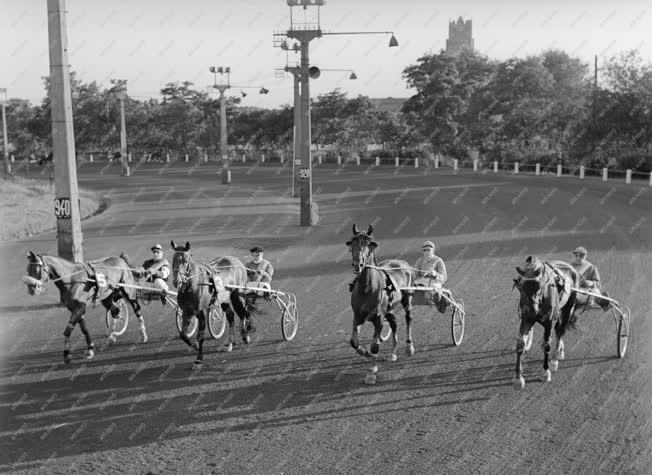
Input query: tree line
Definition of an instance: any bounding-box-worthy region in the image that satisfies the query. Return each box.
[2,49,650,171]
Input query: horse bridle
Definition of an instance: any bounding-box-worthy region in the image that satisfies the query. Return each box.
[173,249,193,285]
[516,266,552,311]
[350,237,374,274]
[28,254,51,283]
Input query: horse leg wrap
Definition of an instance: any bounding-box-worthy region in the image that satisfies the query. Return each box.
[516,339,525,352]
[63,324,74,338]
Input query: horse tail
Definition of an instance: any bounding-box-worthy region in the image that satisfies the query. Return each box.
[564,291,580,330]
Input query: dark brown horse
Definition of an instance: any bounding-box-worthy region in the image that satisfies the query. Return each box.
[513,256,579,389]
[24,252,143,363]
[346,224,414,383]
[170,240,251,370]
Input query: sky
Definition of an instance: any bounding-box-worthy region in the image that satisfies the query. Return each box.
[1,0,651,109]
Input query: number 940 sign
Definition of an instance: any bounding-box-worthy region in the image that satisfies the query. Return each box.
[54,197,71,219]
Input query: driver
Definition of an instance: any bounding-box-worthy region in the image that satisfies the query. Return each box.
[570,246,611,310]
[138,244,171,305]
[413,240,448,313]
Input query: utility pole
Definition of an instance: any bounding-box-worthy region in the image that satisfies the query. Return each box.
[110,79,129,176]
[208,66,269,184]
[275,0,397,226]
[47,0,83,262]
[0,88,10,176]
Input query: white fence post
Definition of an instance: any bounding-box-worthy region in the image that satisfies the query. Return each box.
[242,154,246,163]
[395,157,399,168]
[185,153,189,163]
[337,155,341,165]
[473,159,478,172]
[557,164,562,176]
[579,165,585,179]
[318,156,322,165]
[649,172,652,187]
[535,163,540,176]
[89,154,93,163]
[453,159,458,171]
[514,162,519,174]
[356,156,360,166]
[10,154,15,163]
[625,169,632,184]
[261,154,265,163]
[414,157,419,168]
[128,152,132,163]
[493,161,498,173]
[375,156,380,167]
[602,168,607,181]
[204,153,208,163]
[166,153,170,163]
[434,157,439,168]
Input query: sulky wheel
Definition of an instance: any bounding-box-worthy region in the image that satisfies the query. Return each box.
[281,300,298,341]
[617,307,630,358]
[105,299,129,336]
[176,308,198,338]
[208,305,227,340]
[451,299,465,346]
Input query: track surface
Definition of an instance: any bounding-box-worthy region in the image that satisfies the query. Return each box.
[1,161,650,473]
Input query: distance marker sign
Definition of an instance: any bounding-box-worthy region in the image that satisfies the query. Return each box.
[54,197,71,219]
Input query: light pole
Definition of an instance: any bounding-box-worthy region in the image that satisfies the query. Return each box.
[110,79,129,176]
[47,0,83,261]
[275,0,398,226]
[278,65,357,198]
[0,88,10,176]
[208,66,269,183]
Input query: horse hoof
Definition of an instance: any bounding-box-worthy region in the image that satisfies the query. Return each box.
[370,365,379,374]
[540,369,552,382]
[192,360,203,371]
[241,335,251,344]
[405,345,415,357]
[370,342,380,354]
[389,353,397,362]
[85,349,95,359]
[550,359,559,372]
[223,343,233,353]
[559,349,565,360]
[513,376,525,390]
[364,374,377,385]
[106,335,117,344]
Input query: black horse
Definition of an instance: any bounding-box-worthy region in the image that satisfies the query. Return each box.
[170,240,252,370]
[25,252,144,363]
[513,256,580,389]
[347,224,414,383]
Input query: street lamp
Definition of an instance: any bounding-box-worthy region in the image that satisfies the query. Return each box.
[0,88,10,176]
[274,0,398,226]
[208,66,268,183]
[110,79,129,176]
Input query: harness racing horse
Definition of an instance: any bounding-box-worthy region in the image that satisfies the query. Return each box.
[346,224,414,383]
[170,241,251,370]
[513,256,579,389]
[24,252,144,363]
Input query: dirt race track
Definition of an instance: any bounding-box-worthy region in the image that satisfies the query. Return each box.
[1,161,650,473]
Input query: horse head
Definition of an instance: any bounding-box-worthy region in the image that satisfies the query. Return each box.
[170,240,191,288]
[346,224,377,274]
[25,251,49,295]
[515,256,546,317]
